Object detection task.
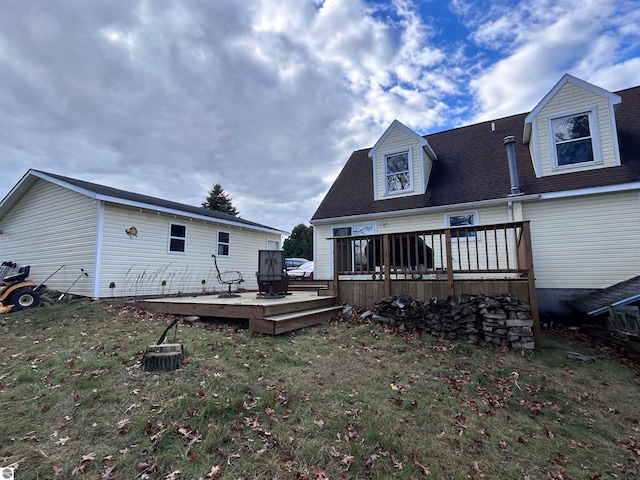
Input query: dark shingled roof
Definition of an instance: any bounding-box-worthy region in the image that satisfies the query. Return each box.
[35,170,283,233]
[572,275,640,316]
[312,85,640,221]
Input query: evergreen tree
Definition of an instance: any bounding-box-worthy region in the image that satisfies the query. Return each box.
[202,183,239,216]
[283,224,313,260]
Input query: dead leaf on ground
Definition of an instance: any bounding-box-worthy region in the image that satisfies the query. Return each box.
[99,465,115,479]
[205,464,223,479]
[312,466,329,479]
[165,470,181,480]
[341,455,354,467]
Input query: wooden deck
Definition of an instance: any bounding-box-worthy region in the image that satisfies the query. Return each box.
[138,291,341,335]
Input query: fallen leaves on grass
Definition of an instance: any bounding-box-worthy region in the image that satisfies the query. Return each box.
[454,413,468,433]
[408,453,431,476]
[71,452,96,475]
[176,424,203,444]
[117,418,130,434]
[204,464,224,478]
[99,465,115,479]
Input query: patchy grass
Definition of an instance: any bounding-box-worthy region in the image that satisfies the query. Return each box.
[1,300,639,479]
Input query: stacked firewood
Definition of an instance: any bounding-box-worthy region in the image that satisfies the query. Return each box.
[372,293,535,350]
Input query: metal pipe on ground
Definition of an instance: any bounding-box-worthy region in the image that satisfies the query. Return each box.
[57,268,88,302]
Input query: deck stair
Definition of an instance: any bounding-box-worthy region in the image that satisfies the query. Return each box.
[139,291,339,335]
[251,304,342,335]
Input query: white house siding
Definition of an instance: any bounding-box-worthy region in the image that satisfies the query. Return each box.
[374,127,423,200]
[314,204,511,279]
[97,203,281,297]
[534,82,617,176]
[0,180,97,295]
[523,191,640,289]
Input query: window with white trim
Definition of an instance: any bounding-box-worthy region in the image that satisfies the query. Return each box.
[217,231,230,256]
[551,110,598,167]
[169,223,186,253]
[446,212,478,240]
[384,150,412,193]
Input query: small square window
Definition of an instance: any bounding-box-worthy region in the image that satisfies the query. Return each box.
[169,223,186,253]
[217,231,230,256]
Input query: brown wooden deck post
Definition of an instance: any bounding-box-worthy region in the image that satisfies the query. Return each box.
[444,229,454,297]
[333,238,340,298]
[383,234,391,297]
[521,221,541,350]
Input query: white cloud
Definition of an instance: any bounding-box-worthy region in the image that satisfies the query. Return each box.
[466,0,640,121]
[0,0,638,233]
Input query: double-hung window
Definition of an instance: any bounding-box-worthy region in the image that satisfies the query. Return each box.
[551,110,599,167]
[169,223,186,253]
[384,150,412,194]
[217,231,230,256]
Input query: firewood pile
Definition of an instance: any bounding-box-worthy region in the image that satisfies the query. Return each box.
[372,293,535,350]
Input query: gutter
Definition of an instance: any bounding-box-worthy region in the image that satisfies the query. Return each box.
[97,195,289,235]
[587,294,640,317]
[31,170,288,236]
[311,194,541,226]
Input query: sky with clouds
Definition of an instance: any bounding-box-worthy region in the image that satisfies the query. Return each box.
[1,0,639,234]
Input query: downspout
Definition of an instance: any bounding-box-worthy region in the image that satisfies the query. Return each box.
[92,200,105,299]
[507,200,517,270]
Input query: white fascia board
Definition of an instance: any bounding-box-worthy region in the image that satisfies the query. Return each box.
[537,182,640,201]
[0,170,38,219]
[588,294,640,316]
[32,170,102,199]
[33,171,287,235]
[310,194,542,225]
[525,73,621,125]
[368,119,437,160]
[97,194,288,235]
[313,182,640,226]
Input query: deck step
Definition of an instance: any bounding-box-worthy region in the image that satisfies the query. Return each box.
[250,305,342,335]
[287,281,329,291]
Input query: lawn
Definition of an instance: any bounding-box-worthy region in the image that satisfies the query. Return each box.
[1,300,639,479]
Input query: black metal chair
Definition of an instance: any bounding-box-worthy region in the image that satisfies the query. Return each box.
[256,250,288,299]
[211,254,244,298]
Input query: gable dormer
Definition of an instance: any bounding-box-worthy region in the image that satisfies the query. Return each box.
[523,74,622,178]
[368,119,437,201]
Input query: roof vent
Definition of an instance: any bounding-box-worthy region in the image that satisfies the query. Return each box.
[503,136,522,196]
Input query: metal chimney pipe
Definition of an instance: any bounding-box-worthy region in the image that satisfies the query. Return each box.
[503,136,522,196]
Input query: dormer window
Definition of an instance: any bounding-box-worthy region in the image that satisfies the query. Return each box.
[524,75,620,177]
[549,108,601,169]
[384,150,413,194]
